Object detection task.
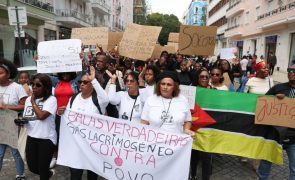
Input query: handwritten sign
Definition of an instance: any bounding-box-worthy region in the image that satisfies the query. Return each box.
[162,45,176,54]
[167,42,179,52]
[58,109,192,180]
[255,96,295,128]
[37,39,82,73]
[179,25,217,56]
[151,44,163,59]
[0,109,19,149]
[220,48,237,60]
[108,32,123,51]
[180,85,196,109]
[71,27,108,50]
[168,33,179,43]
[119,23,162,61]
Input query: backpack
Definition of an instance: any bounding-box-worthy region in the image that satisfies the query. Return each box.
[69,90,102,114]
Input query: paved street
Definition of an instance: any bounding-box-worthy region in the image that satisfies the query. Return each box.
[0,148,289,180]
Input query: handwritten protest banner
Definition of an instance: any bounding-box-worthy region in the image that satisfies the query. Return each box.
[179,25,217,56]
[220,48,237,60]
[37,39,82,73]
[167,42,179,52]
[108,32,123,51]
[162,45,176,54]
[168,33,179,43]
[119,23,162,61]
[255,96,295,128]
[0,109,19,149]
[71,27,108,50]
[180,85,197,110]
[58,109,192,180]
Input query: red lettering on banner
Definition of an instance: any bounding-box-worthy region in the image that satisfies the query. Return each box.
[114,122,123,134]
[146,155,156,168]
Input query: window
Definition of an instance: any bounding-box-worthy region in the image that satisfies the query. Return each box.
[44,29,56,41]
[256,6,260,19]
[245,11,249,24]
[195,7,198,14]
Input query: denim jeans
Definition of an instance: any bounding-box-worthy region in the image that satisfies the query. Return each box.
[257,143,295,180]
[0,144,25,175]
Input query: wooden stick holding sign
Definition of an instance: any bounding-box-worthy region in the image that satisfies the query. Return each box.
[255,96,295,128]
[179,25,217,56]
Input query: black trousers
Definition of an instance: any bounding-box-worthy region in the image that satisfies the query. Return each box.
[26,136,55,180]
[269,63,275,75]
[190,149,212,180]
[70,168,98,180]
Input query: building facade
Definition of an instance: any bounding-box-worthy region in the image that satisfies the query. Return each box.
[207,0,229,55]
[225,0,295,71]
[0,0,133,67]
[183,0,208,26]
[133,0,147,24]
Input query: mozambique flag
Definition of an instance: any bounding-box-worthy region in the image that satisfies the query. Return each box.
[191,88,283,164]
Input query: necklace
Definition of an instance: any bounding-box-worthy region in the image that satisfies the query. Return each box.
[160,97,172,127]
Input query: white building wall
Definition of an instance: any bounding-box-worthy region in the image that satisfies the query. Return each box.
[207,5,227,26]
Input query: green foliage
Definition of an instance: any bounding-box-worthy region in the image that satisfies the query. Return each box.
[144,13,180,45]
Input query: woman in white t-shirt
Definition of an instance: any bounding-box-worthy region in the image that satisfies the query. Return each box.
[139,65,160,103]
[244,61,274,94]
[209,67,229,91]
[141,71,195,135]
[0,58,28,180]
[23,73,57,179]
[107,71,144,123]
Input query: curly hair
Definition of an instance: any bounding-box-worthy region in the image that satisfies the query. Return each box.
[0,57,18,79]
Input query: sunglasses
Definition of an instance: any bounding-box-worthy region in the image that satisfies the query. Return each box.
[211,73,220,77]
[31,82,43,88]
[199,75,209,80]
[78,80,90,85]
[287,68,295,73]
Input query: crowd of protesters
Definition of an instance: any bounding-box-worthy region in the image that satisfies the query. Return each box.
[0,44,294,180]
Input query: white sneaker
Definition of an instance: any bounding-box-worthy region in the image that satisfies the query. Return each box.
[15,175,26,180]
[50,169,56,179]
[49,157,57,169]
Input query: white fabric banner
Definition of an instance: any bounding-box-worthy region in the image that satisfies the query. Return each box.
[37,39,82,73]
[220,47,237,60]
[58,109,192,180]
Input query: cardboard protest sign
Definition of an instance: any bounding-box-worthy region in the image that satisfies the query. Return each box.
[168,33,179,42]
[162,45,176,54]
[180,85,197,109]
[151,44,163,59]
[179,25,217,56]
[0,109,19,149]
[37,39,82,73]
[167,42,179,52]
[58,109,192,180]
[71,27,108,50]
[119,23,162,61]
[255,96,295,128]
[220,48,237,60]
[108,32,123,51]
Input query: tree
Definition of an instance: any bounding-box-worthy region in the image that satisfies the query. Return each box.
[144,13,180,45]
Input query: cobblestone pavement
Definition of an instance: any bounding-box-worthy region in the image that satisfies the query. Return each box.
[0,148,289,180]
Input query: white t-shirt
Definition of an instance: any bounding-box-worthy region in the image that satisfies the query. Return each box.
[0,82,27,105]
[244,77,274,94]
[67,79,109,115]
[213,84,229,91]
[141,94,192,134]
[24,96,57,144]
[108,84,144,123]
[240,58,248,71]
[141,84,155,103]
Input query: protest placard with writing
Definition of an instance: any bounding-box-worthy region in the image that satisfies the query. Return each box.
[71,27,108,50]
[58,109,192,180]
[162,45,176,54]
[220,48,237,60]
[255,96,295,128]
[0,109,19,149]
[167,42,179,52]
[37,39,82,73]
[180,85,197,110]
[151,44,163,59]
[108,32,123,51]
[168,33,179,43]
[119,23,162,61]
[179,25,217,56]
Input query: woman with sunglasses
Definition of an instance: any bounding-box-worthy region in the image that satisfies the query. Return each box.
[190,68,213,180]
[209,67,229,91]
[65,66,109,180]
[23,73,57,179]
[107,70,144,123]
[0,58,27,180]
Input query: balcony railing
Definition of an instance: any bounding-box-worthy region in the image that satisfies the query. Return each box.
[225,24,240,31]
[226,0,241,12]
[18,0,54,13]
[55,9,92,24]
[257,2,295,20]
[92,0,111,12]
